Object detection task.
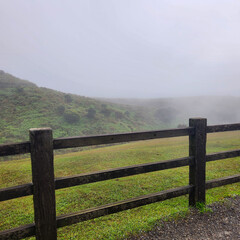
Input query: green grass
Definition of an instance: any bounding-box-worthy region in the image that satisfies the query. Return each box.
[0,71,166,144]
[195,202,213,213]
[0,131,240,239]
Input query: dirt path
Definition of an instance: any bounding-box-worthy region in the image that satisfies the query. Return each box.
[128,196,240,240]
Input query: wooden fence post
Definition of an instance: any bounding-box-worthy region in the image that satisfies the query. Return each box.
[30,128,57,240]
[189,118,207,206]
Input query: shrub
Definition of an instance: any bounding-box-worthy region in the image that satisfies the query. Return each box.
[115,111,124,119]
[15,87,24,93]
[101,104,107,108]
[124,111,130,117]
[101,108,111,117]
[64,94,73,103]
[64,110,80,123]
[56,105,65,115]
[86,108,96,119]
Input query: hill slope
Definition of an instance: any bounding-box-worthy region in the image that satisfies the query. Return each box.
[2,70,239,144]
[0,71,163,144]
[101,95,240,126]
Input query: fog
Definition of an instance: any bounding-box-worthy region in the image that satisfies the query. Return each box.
[1,1,240,98]
[102,96,240,125]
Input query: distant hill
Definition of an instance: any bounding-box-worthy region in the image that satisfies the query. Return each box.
[1,70,239,144]
[0,71,164,144]
[100,95,240,126]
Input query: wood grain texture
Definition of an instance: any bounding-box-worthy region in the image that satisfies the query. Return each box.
[0,183,33,202]
[206,174,240,189]
[189,118,207,206]
[53,127,194,149]
[0,142,30,157]
[207,123,240,133]
[206,149,240,162]
[30,128,57,240]
[0,224,35,240]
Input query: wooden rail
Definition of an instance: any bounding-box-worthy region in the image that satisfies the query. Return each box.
[0,118,240,240]
[0,142,30,157]
[53,127,194,149]
[0,183,33,202]
[207,123,240,133]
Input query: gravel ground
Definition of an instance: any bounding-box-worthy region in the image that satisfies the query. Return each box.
[128,196,240,240]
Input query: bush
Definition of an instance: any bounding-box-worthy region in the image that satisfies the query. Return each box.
[86,108,96,119]
[124,111,130,117]
[64,110,80,123]
[101,108,111,117]
[115,111,124,119]
[15,87,24,93]
[56,105,65,115]
[64,94,73,103]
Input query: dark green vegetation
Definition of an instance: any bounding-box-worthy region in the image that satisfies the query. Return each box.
[0,70,165,144]
[2,70,240,145]
[0,131,239,239]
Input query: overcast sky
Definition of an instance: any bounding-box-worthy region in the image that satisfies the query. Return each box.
[1,0,240,98]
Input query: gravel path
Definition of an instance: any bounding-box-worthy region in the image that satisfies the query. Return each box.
[128,196,240,240]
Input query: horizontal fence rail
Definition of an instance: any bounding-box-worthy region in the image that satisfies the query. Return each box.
[1,176,240,240]
[0,119,240,240]
[0,224,35,240]
[1,123,240,157]
[206,174,240,189]
[206,149,240,162]
[56,185,193,228]
[0,183,33,202]
[55,156,193,190]
[2,148,240,202]
[0,142,30,157]
[53,127,194,150]
[207,123,240,133]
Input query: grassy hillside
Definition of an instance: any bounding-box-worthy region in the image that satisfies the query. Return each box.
[1,70,240,145]
[0,71,165,144]
[0,131,240,239]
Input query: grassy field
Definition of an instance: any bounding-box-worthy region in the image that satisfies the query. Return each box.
[0,131,240,239]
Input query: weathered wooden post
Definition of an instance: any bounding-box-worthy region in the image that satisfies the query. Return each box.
[189,118,207,206]
[30,128,57,240]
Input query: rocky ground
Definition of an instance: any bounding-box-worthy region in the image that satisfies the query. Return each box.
[128,196,240,240]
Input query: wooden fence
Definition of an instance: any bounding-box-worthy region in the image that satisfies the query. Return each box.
[0,118,240,239]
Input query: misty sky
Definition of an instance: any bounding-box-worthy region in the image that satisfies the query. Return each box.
[1,0,240,98]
